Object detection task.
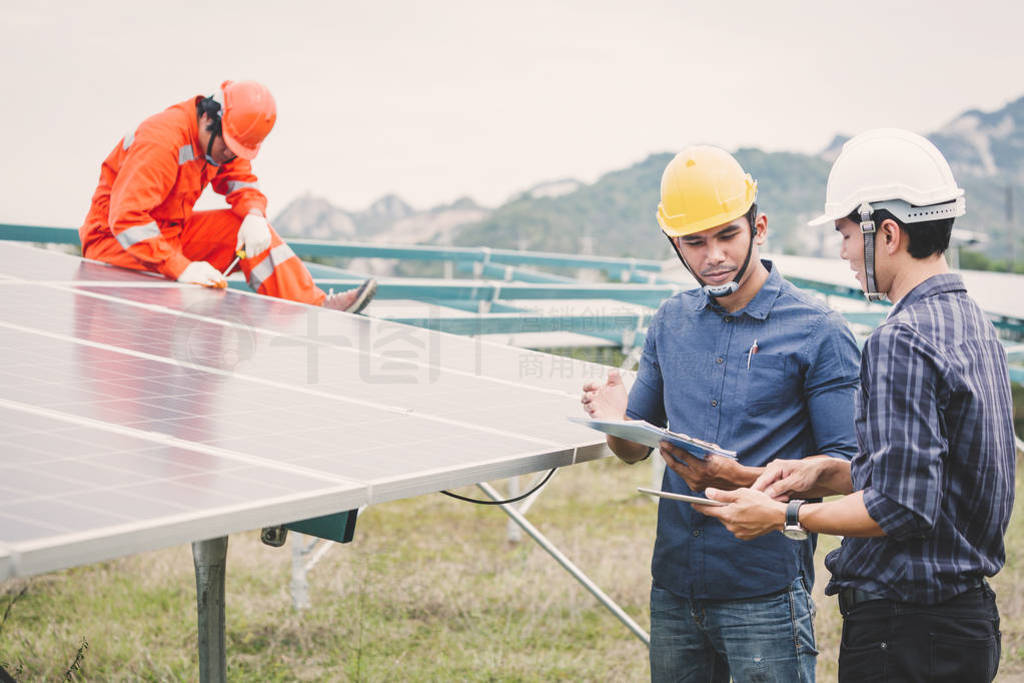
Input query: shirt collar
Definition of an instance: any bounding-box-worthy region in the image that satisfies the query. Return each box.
[691,259,781,320]
[889,272,966,317]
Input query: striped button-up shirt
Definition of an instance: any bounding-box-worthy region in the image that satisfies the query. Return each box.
[825,273,1016,604]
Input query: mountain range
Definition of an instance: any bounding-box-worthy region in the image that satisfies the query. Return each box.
[273,95,1024,269]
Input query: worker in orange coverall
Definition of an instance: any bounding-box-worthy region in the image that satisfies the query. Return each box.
[80,80,376,313]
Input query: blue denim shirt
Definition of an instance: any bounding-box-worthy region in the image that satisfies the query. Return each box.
[628,261,860,600]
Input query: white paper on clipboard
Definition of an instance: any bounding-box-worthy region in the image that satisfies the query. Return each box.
[568,417,737,460]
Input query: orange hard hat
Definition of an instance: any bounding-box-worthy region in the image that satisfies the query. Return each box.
[218,80,276,160]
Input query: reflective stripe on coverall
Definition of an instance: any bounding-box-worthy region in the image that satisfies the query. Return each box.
[79,95,326,305]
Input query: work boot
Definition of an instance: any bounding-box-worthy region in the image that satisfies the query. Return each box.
[322,278,377,314]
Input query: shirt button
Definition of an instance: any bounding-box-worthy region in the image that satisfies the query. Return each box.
[716,357,723,364]
[711,400,718,407]
[692,529,701,537]
[724,316,733,322]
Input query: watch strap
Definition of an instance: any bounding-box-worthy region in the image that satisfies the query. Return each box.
[786,499,806,529]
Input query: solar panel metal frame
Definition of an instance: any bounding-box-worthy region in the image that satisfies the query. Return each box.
[0,242,611,581]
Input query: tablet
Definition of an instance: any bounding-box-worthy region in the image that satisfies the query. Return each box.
[637,487,727,506]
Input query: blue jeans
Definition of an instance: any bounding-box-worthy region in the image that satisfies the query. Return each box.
[649,576,817,683]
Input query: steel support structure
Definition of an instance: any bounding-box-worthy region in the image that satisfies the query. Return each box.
[192,537,228,683]
[477,481,650,646]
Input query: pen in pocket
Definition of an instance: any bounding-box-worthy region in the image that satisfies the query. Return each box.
[747,339,759,369]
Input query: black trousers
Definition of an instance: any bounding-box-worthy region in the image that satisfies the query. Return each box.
[838,582,1001,682]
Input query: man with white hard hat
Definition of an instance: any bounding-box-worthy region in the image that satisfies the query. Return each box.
[697,129,1015,682]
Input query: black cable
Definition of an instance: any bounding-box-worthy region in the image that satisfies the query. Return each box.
[440,468,558,505]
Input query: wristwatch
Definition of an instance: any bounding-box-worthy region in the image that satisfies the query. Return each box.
[783,500,808,540]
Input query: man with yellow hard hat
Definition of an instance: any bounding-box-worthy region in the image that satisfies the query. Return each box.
[581,146,860,681]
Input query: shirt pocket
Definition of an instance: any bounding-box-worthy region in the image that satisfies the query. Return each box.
[742,353,793,414]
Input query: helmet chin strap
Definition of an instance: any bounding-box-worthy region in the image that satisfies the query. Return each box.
[666,223,756,299]
[204,129,221,167]
[858,202,886,302]
[198,96,225,167]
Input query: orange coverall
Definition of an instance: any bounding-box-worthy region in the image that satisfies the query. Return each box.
[80,95,327,305]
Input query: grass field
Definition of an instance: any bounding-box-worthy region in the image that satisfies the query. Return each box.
[1,453,1021,681]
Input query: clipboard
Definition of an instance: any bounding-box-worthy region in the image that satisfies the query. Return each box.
[568,416,737,460]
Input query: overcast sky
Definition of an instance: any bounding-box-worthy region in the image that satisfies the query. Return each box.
[2,0,1022,226]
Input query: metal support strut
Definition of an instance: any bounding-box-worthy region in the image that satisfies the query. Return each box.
[192,536,229,683]
[476,482,650,646]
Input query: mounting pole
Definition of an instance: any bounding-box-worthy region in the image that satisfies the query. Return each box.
[193,537,228,683]
[477,482,649,646]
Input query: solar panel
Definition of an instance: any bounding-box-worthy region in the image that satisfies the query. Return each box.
[0,242,609,581]
[768,252,1024,321]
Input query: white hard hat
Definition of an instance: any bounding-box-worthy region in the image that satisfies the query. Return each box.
[809,128,965,227]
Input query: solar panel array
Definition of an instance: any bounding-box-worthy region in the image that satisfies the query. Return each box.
[0,243,609,580]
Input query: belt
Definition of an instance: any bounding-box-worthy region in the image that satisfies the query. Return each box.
[838,577,985,614]
[837,587,888,613]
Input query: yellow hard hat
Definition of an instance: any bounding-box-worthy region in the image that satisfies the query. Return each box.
[656,146,758,238]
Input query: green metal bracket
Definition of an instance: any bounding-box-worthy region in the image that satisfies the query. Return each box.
[0,224,80,245]
[285,509,358,544]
